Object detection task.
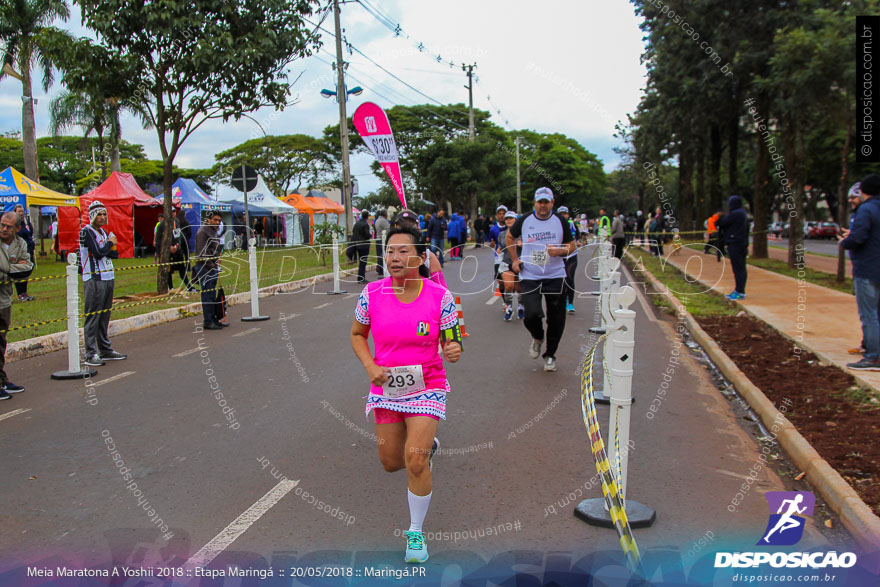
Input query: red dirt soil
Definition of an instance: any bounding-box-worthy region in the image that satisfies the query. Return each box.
[698,315,880,516]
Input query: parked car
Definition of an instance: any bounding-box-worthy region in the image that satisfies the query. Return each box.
[815,222,839,239]
[804,221,820,238]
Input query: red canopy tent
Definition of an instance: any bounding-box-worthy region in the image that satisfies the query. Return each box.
[58,172,165,258]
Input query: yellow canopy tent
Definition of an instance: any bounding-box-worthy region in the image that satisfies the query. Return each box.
[0,167,80,209]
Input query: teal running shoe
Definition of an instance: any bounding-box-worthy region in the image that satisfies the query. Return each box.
[404,530,428,563]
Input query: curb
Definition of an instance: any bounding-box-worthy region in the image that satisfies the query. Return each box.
[625,251,880,553]
[6,267,358,364]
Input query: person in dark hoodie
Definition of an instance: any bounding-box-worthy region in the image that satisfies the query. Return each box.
[840,174,880,371]
[718,195,749,300]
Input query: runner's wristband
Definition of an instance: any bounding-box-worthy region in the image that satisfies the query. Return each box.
[442,320,463,348]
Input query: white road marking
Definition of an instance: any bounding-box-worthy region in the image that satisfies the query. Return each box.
[278,313,300,322]
[93,371,135,387]
[714,468,756,482]
[485,296,500,305]
[621,263,657,322]
[344,293,359,299]
[173,346,205,358]
[183,479,298,570]
[232,327,261,338]
[0,408,31,422]
[313,302,332,309]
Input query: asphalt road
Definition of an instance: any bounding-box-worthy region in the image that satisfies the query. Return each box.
[769,237,842,256]
[0,243,860,584]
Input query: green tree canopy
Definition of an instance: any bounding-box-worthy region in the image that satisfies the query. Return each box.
[211,134,334,196]
[65,0,323,293]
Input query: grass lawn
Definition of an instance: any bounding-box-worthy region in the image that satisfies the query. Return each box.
[625,250,737,318]
[7,244,357,343]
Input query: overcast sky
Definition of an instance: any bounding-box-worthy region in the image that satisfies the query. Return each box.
[0,0,647,196]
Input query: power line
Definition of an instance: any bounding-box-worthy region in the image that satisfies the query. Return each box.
[303,14,473,130]
[355,0,469,73]
[351,1,509,131]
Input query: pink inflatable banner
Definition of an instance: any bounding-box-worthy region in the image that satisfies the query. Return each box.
[353,102,406,208]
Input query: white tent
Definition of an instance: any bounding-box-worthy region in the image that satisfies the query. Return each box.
[213,176,301,245]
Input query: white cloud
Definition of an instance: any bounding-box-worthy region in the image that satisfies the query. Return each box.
[1,0,647,196]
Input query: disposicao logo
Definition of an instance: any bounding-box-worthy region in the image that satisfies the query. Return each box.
[714,491,857,570]
[759,491,814,546]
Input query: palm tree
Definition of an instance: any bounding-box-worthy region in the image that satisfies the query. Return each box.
[49,89,115,180]
[0,0,71,181]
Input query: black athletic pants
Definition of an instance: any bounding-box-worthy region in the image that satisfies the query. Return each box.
[727,242,748,294]
[564,256,578,305]
[520,278,567,359]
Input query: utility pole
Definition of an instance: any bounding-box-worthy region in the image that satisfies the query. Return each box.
[462,63,476,141]
[334,0,353,237]
[515,136,522,214]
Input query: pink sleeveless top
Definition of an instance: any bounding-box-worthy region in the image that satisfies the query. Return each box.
[356,277,457,394]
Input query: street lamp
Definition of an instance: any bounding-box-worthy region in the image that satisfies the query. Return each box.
[321,82,363,238]
[320,85,364,101]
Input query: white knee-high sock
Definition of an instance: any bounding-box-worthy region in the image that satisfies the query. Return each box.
[407,490,432,532]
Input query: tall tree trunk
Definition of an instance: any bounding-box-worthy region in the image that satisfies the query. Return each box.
[709,124,723,212]
[752,98,770,259]
[97,132,107,181]
[837,120,852,282]
[728,101,739,197]
[110,110,121,172]
[21,67,39,181]
[678,145,695,231]
[781,114,804,267]
[156,156,174,294]
[696,139,706,221]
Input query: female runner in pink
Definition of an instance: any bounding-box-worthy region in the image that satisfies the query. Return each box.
[350,225,462,563]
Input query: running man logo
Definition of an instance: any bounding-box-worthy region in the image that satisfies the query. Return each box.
[416,321,429,336]
[758,491,815,546]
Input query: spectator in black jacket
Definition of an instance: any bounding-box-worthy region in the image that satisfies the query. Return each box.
[649,207,665,257]
[473,215,485,247]
[193,210,227,330]
[352,210,373,283]
[840,174,880,370]
[719,195,749,300]
[155,209,195,291]
[426,210,447,266]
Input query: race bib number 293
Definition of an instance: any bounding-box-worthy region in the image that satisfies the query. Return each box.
[382,365,425,398]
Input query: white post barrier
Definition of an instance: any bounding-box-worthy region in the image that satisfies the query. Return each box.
[608,288,636,501]
[576,285,656,528]
[594,259,621,404]
[327,233,347,295]
[242,238,269,322]
[51,253,96,379]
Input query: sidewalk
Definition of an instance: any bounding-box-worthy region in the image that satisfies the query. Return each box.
[644,244,880,394]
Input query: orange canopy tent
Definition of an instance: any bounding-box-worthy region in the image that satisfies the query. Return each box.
[306,195,344,215]
[58,172,164,258]
[282,192,327,243]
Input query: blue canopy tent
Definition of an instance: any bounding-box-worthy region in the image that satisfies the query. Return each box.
[218,200,273,250]
[220,200,273,218]
[168,178,233,251]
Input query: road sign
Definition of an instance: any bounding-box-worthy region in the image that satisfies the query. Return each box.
[231,165,258,193]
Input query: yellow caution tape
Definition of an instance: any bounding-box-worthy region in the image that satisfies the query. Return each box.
[0,285,226,334]
[580,332,643,574]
